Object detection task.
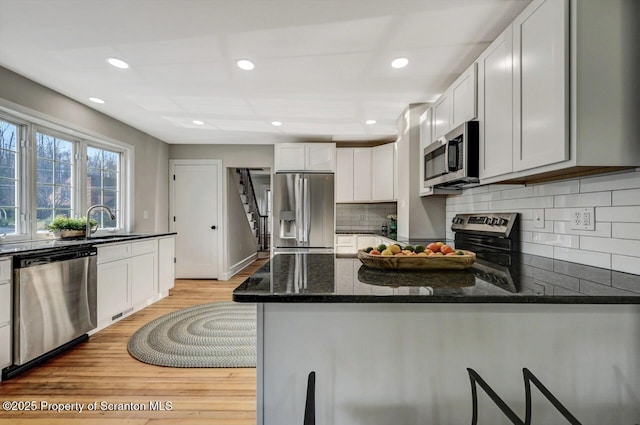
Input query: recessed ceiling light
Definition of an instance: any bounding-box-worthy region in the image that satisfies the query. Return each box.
[107,57,129,69]
[193,120,204,126]
[237,59,255,71]
[365,119,376,125]
[89,97,105,104]
[271,121,282,126]
[391,57,409,69]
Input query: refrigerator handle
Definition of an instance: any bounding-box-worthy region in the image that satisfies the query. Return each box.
[304,177,311,243]
[296,177,304,244]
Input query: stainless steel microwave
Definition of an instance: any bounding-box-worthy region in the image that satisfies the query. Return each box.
[423,121,479,188]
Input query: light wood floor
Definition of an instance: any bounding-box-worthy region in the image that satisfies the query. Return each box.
[0,258,268,425]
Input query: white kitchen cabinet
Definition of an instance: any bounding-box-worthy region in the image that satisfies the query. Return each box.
[158,236,176,293]
[274,143,336,172]
[97,258,131,324]
[433,92,451,140]
[478,24,514,179]
[130,240,157,308]
[353,148,372,201]
[335,234,356,254]
[371,143,395,201]
[335,148,354,202]
[512,0,568,172]
[0,258,12,371]
[356,236,377,251]
[419,108,433,196]
[336,144,395,203]
[97,238,166,328]
[451,63,477,129]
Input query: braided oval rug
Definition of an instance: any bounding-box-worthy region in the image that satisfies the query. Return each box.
[127,302,256,368]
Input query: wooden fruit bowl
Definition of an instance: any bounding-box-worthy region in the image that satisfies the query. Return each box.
[357,249,476,270]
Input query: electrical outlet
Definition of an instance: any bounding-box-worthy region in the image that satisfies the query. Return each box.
[569,207,595,230]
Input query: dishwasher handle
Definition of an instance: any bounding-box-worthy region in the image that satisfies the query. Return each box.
[14,247,97,268]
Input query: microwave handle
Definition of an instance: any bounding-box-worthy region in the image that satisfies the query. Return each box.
[442,137,451,173]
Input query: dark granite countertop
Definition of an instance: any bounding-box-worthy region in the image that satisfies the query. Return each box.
[0,232,176,257]
[233,252,640,304]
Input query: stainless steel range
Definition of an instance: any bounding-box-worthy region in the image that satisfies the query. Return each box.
[451,212,520,292]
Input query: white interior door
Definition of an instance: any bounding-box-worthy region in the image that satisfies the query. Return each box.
[170,160,221,279]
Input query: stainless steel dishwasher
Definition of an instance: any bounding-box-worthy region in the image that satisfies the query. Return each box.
[9,246,97,377]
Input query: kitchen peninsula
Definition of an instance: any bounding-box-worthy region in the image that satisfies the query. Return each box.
[234,253,640,425]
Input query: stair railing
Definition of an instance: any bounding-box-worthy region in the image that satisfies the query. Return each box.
[238,169,269,250]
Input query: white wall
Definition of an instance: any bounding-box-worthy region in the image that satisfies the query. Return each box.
[446,169,640,274]
[0,66,169,233]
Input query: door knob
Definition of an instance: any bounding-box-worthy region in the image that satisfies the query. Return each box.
[211,225,217,230]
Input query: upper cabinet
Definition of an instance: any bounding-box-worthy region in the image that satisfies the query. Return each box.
[274,143,336,172]
[451,63,478,129]
[336,143,396,203]
[512,0,568,172]
[478,24,514,180]
[432,93,451,140]
[433,62,477,140]
[475,0,640,185]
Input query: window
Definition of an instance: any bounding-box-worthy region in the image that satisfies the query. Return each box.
[0,118,20,235]
[35,131,74,231]
[86,145,120,229]
[0,108,130,240]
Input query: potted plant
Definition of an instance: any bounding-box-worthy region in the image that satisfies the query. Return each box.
[46,216,98,239]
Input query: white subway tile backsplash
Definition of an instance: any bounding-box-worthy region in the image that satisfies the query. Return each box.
[597,206,640,223]
[532,179,580,196]
[580,170,640,193]
[612,223,640,240]
[580,236,640,256]
[554,221,612,238]
[446,169,640,274]
[611,254,640,275]
[612,188,640,206]
[553,247,611,269]
[532,232,579,248]
[553,191,611,208]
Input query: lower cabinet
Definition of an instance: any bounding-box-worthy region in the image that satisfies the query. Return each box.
[97,238,170,328]
[0,258,12,371]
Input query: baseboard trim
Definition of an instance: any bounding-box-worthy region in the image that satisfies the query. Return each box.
[221,252,258,281]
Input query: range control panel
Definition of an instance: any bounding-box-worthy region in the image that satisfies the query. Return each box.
[451,212,519,237]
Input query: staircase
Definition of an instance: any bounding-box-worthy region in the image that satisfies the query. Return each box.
[235,168,269,251]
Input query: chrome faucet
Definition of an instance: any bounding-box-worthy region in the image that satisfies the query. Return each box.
[86,204,116,238]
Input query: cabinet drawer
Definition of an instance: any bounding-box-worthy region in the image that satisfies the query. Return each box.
[131,239,157,256]
[0,283,10,324]
[0,259,11,282]
[98,243,131,264]
[336,235,355,246]
[0,324,10,368]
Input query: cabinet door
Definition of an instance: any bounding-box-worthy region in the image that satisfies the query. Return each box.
[352,148,372,201]
[131,253,157,307]
[336,148,354,202]
[433,93,451,139]
[0,282,10,325]
[478,25,514,179]
[356,236,377,250]
[0,324,10,368]
[274,143,306,171]
[158,237,175,292]
[513,0,568,172]
[97,259,130,324]
[451,63,477,128]
[371,143,395,201]
[305,143,336,172]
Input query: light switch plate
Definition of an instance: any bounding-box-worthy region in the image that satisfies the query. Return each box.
[533,209,545,228]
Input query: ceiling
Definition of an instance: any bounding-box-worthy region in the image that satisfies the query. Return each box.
[0,0,530,145]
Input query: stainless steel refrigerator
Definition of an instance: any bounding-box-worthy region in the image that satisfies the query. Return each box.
[273,173,334,249]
